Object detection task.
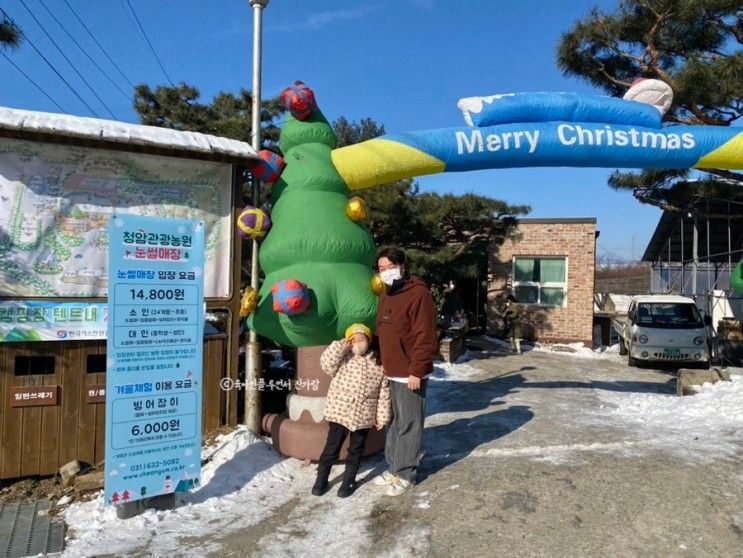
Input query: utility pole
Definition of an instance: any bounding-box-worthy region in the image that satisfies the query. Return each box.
[245,0,268,434]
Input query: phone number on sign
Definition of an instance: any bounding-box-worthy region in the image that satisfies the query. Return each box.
[129,458,180,472]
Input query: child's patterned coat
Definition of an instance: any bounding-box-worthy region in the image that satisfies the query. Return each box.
[319,340,391,431]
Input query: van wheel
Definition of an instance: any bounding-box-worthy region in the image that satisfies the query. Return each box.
[619,340,627,356]
[628,353,637,367]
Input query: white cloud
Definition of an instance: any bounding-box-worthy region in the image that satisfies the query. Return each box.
[268,4,383,33]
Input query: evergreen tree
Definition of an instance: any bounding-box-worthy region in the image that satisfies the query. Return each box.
[0,15,21,50]
[557,0,743,212]
[133,83,283,150]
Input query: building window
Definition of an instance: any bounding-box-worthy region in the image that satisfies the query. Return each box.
[513,257,567,307]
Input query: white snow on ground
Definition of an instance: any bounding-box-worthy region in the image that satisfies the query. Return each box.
[62,427,309,557]
[61,352,742,556]
[61,357,480,557]
[483,335,622,360]
[482,334,625,361]
[533,342,625,360]
[588,373,743,463]
[431,353,483,381]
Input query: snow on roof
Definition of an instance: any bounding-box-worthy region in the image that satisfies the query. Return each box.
[0,106,258,162]
[631,294,696,304]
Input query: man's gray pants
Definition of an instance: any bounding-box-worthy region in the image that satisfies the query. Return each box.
[386,379,427,483]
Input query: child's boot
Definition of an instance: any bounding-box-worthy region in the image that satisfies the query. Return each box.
[337,464,358,498]
[312,464,330,496]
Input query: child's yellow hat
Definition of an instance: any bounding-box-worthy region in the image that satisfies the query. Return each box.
[344,323,372,340]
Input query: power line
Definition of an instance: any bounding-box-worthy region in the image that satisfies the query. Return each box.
[124,0,174,86]
[0,50,67,112]
[17,0,117,118]
[38,0,130,101]
[61,0,135,90]
[0,7,100,117]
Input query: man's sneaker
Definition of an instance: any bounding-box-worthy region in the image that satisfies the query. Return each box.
[386,478,413,496]
[372,471,399,487]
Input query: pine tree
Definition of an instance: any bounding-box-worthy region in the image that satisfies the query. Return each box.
[0,16,21,50]
[557,0,743,211]
[134,83,282,150]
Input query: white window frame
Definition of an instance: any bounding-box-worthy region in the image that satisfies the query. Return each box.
[512,256,569,308]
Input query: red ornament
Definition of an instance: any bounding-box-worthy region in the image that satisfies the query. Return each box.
[249,150,285,184]
[280,81,317,121]
[272,279,310,315]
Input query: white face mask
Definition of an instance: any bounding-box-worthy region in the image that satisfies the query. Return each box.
[351,341,369,356]
[379,267,402,286]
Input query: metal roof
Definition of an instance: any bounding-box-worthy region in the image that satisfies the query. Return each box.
[0,107,258,163]
[642,210,743,264]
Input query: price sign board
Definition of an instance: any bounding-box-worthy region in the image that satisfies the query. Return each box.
[104,214,204,507]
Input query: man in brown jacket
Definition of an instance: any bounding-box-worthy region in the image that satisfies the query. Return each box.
[373,247,439,496]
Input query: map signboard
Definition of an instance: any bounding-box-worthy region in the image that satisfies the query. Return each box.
[104,214,204,506]
[0,137,231,298]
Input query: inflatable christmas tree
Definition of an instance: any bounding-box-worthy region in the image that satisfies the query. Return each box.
[247,82,378,348]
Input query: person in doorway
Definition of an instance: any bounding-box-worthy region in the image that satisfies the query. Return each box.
[373,247,439,496]
[313,324,390,498]
[504,294,522,354]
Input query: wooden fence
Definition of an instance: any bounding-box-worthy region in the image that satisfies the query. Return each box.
[0,334,227,480]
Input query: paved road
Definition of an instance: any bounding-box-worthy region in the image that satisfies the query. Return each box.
[214,344,742,558]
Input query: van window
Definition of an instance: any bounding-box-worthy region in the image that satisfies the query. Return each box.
[635,303,704,329]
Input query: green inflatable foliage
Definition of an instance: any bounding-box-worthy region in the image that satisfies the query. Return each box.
[732,259,743,294]
[247,110,378,347]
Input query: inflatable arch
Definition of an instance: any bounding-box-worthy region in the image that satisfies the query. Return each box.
[331,91,743,191]
[246,81,743,348]
[249,80,743,461]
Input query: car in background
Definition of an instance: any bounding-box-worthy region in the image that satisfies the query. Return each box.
[615,295,712,368]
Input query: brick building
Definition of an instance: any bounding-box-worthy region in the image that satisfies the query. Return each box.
[488,218,597,346]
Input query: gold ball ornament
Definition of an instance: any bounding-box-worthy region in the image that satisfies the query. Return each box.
[370,273,385,296]
[240,287,258,318]
[345,196,369,222]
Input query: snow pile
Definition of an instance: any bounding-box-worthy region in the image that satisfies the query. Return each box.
[431,352,483,381]
[62,427,307,557]
[532,341,624,360]
[482,335,623,360]
[590,373,743,462]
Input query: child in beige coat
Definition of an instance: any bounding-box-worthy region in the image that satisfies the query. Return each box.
[313,323,391,498]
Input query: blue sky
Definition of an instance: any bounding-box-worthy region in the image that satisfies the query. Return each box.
[1,0,663,260]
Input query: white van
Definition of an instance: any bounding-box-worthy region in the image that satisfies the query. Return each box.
[617,295,712,368]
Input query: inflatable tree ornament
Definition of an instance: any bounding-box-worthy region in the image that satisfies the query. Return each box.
[272,279,310,315]
[623,78,674,115]
[240,287,258,317]
[247,83,377,347]
[370,273,385,296]
[249,150,285,184]
[345,196,369,222]
[280,81,317,121]
[237,205,271,239]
